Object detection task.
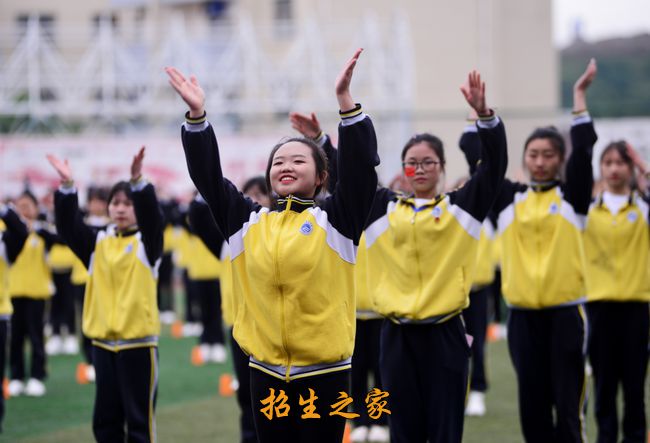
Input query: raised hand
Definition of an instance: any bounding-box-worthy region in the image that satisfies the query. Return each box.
[335,48,363,112]
[46,154,73,183]
[131,146,145,181]
[460,70,489,116]
[573,58,597,112]
[626,141,647,174]
[289,112,322,139]
[165,67,205,118]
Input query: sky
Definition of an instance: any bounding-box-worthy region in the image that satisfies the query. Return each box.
[553,0,650,47]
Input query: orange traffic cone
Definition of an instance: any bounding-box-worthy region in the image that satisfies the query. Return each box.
[171,320,184,338]
[487,323,500,343]
[76,362,90,384]
[219,373,235,397]
[342,423,352,443]
[3,378,9,399]
[191,346,205,366]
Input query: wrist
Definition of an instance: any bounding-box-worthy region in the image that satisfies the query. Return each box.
[61,178,74,188]
[188,108,205,119]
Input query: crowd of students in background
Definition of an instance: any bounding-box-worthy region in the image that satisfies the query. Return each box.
[0,53,646,443]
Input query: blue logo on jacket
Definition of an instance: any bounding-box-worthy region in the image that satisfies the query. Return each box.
[300,221,313,235]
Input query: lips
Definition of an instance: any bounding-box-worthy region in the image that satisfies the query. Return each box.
[279,175,296,183]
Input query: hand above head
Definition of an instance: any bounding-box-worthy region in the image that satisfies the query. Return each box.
[289,112,322,139]
[573,58,597,112]
[46,154,73,184]
[165,66,206,119]
[131,146,146,182]
[335,48,363,112]
[460,70,490,116]
[626,141,647,174]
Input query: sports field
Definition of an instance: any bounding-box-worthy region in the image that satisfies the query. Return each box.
[2,327,648,442]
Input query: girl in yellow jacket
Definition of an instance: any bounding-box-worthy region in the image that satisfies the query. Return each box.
[48,147,164,443]
[167,49,377,443]
[0,204,29,430]
[7,190,56,398]
[469,60,598,443]
[363,72,507,443]
[584,141,649,443]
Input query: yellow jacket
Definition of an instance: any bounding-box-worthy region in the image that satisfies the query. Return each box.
[9,232,53,299]
[182,107,378,380]
[584,192,650,302]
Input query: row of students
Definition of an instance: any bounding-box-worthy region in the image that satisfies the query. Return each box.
[0,203,29,431]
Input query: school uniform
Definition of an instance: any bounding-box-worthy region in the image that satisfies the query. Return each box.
[8,223,58,383]
[54,180,163,443]
[584,191,649,443]
[0,207,29,427]
[189,196,257,443]
[485,112,597,443]
[366,115,507,443]
[181,105,378,443]
[187,199,225,348]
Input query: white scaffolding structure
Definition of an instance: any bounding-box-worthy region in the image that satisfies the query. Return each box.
[0,12,415,133]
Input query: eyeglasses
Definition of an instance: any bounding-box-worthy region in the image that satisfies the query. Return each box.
[402,160,440,171]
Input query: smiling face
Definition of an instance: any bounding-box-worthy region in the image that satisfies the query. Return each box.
[524,138,563,182]
[402,142,443,199]
[268,141,324,199]
[108,190,136,231]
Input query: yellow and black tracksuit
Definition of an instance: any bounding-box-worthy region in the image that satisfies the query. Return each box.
[366,115,507,443]
[0,207,29,428]
[584,191,649,443]
[188,197,225,347]
[70,214,109,365]
[189,196,257,443]
[8,222,57,383]
[181,105,378,443]
[55,180,163,443]
[459,123,499,395]
[48,243,76,337]
[484,112,597,443]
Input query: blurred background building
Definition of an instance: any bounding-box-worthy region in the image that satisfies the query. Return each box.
[0,0,648,199]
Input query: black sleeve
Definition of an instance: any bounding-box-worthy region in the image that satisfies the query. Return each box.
[364,187,397,228]
[321,109,380,245]
[131,182,164,267]
[1,208,29,263]
[320,135,339,195]
[54,190,99,268]
[34,225,65,251]
[563,118,597,215]
[448,118,509,222]
[188,197,226,258]
[181,119,260,238]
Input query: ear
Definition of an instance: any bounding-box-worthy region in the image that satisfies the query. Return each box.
[316,170,329,186]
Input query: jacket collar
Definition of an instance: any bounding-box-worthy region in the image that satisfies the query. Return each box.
[276,195,315,213]
[529,180,560,192]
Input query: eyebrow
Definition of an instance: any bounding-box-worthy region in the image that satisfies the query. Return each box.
[273,154,308,160]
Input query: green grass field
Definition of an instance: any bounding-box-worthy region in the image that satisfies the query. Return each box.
[2,328,648,442]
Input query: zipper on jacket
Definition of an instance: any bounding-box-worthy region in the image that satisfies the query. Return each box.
[276,195,292,382]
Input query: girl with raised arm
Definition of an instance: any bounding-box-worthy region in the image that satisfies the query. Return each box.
[167,49,379,443]
[48,148,164,443]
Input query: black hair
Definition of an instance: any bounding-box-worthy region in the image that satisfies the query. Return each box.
[265,137,329,197]
[107,181,132,205]
[242,176,269,196]
[18,189,38,207]
[87,186,109,203]
[401,133,446,172]
[524,126,566,160]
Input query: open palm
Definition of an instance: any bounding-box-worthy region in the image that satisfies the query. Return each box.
[165,67,205,116]
[46,154,72,182]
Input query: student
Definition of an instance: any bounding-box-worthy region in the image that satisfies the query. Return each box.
[584,141,649,443]
[486,59,598,443]
[289,111,389,443]
[167,48,378,442]
[458,115,499,417]
[0,203,29,430]
[48,147,164,443]
[187,195,227,364]
[364,71,507,443]
[7,190,57,397]
[71,186,111,383]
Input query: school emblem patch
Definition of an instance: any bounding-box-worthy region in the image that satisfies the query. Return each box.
[549,202,559,215]
[300,221,313,235]
[125,244,133,254]
[627,211,638,223]
[431,206,443,218]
